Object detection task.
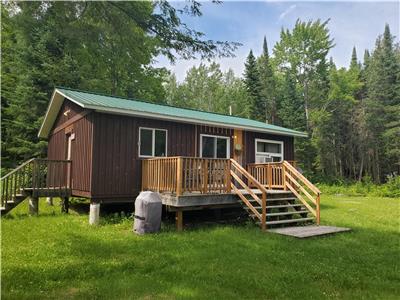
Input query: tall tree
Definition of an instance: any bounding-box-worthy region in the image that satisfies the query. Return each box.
[257,37,277,124]
[274,19,334,132]
[164,63,250,117]
[244,50,263,121]
[365,24,400,181]
[1,1,239,170]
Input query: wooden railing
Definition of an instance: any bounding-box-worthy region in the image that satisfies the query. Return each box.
[1,159,72,207]
[247,160,297,189]
[283,161,321,224]
[247,160,320,224]
[230,159,268,230]
[142,157,230,196]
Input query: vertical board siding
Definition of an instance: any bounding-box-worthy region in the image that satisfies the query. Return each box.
[47,99,93,195]
[53,100,84,128]
[92,113,200,199]
[70,115,93,193]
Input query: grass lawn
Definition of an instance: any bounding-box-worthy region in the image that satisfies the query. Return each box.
[2,195,399,299]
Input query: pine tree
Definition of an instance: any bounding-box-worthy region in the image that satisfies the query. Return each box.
[244,50,262,121]
[365,24,400,181]
[257,37,277,123]
[350,46,361,71]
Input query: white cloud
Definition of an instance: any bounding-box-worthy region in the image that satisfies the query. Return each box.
[279,4,297,20]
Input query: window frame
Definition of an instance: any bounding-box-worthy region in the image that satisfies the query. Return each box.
[199,134,230,159]
[138,127,168,158]
[255,138,284,163]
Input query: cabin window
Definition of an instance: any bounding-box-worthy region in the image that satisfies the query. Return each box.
[255,139,283,163]
[200,134,230,158]
[139,127,167,157]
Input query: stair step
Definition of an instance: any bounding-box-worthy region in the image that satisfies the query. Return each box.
[243,204,306,211]
[267,211,309,217]
[264,217,314,225]
[267,204,305,209]
[247,197,297,202]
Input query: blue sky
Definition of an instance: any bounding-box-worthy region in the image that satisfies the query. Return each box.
[154,1,399,81]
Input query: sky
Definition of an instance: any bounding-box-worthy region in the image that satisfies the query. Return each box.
[154,1,400,81]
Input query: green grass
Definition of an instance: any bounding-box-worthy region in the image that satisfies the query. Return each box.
[2,195,400,299]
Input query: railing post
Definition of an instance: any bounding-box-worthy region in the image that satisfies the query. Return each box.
[316,193,320,225]
[176,157,183,196]
[202,159,208,194]
[282,162,287,190]
[157,159,161,192]
[225,159,231,193]
[268,165,272,190]
[261,192,266,231]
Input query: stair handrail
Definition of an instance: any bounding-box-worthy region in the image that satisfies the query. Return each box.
[1,158,72,210]
[282,160,321,224]
[1,158,36,180]
[230,159,268,230]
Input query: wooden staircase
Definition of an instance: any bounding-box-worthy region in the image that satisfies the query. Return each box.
[1,158,72,215]
[230,159,320,230]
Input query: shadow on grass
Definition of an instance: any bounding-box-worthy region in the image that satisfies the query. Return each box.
[2,220,399,299]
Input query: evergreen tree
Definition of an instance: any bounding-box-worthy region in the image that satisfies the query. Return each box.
[1,1,239,170]
[257,37,277,124]
[365,24,400,181]
[244,50,262,121]
[350,46,361,71]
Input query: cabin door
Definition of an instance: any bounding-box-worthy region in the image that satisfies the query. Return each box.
[66,133,75,188]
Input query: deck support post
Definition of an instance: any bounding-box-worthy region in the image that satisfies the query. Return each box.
[89,202,100,225]
[28,197,39,215]
[61,197,69,213]
[46,197,54,206]
[175,210,183,231]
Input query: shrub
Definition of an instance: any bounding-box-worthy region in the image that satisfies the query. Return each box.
[318,176,400,198]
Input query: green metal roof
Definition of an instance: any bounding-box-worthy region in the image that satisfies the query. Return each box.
[39,87,308,138]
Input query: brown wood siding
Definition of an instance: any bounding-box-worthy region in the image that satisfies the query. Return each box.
[243,131,294,165]
[48,102,296,202]
[69,115,93,193]
[91,113,197,200]
[48,130,66,160]
[47,99,93,196]
[90,112,294,201]
[53,100,84,128]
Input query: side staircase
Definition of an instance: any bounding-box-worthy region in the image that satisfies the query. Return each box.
[1,158,71,215]
[230,159,320,230]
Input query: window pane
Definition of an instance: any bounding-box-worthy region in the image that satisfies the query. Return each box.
[140,129,153,156]
[155,130,166,157]
[216,138,228,158]
[256,141,281,154]
[257,142,265,153]
[202,136,215,158]
[265,143,281,153]
[272,156,282,162]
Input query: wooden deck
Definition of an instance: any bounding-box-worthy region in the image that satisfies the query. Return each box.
[159,189,291,208]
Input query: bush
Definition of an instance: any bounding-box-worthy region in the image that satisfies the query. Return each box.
[318,176,400,198]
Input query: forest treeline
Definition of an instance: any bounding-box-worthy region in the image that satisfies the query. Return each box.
[166,21,400,183]
[1,2,399,183]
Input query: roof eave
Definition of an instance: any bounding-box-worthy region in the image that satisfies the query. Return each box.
[38,89,86,138]
[87,105,308,138]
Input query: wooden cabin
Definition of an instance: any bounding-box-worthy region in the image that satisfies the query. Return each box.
[1,87,321,230]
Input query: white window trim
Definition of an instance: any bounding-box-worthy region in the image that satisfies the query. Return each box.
[255,138,284,163]
[199,134,230,159]
[138,127,168,158]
